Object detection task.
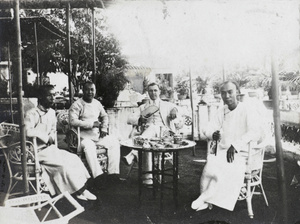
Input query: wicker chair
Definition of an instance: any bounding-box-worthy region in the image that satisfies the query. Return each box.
[238,141,269,218]
[1,191,84,224]
[57,110,108,172]
[0,123,49,204]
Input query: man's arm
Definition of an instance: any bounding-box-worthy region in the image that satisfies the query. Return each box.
[231,106,260,153]
[48,110,57,144]
[202,106,224,140]
[168,106,184,130]
[24,109,49,144]
[98,104,109,133]
[69,102,94,129]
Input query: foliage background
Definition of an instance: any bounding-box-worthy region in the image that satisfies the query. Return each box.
[22,8,128,108]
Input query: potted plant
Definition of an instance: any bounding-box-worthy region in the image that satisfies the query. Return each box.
[156,76,173,100]
[175,77,189,100]
[195,76,210,95]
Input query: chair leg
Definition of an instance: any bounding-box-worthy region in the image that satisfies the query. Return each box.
[260,183,269,206]
[246,180,254,219]
[2,179,12,205]
[2,153,12,204]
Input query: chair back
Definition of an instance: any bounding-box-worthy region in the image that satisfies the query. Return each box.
[56,110,70,134]
[0,123,20,148]
[0,122,44,204]
[57,110,80,153]
[245,141,265,175]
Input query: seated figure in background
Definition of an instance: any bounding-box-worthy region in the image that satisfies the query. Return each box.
[125,82,184,185]
[191,81,261,211]
[24,85,96,201]
[69,81,121,189]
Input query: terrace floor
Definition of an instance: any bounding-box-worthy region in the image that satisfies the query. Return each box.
[1,133,300,224]
[59,134,300,224]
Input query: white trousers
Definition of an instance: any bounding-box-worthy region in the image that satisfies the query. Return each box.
[198,150,246,210]
[81,135,120,178]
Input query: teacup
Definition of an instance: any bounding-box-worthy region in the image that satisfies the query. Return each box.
[173,135,183,144]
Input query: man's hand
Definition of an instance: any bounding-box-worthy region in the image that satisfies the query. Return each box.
[169,108,178,120]
[100,131,108,138]
[227,145,237,163]
[93,121,101,128]
[212,130,221,141]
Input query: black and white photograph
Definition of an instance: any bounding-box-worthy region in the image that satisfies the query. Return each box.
[0,0,300,223]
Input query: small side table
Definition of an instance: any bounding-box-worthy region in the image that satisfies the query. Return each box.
[121,139,196,212]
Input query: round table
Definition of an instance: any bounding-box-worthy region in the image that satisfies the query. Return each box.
[121,139,196,212]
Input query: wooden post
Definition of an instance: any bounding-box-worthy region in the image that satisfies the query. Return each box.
[34,22,40,85]
[92,7,96,84]
[7,42,14,123]
[189,68,196,156]
[271,54,288,224]
[14,0,29,195]
[222,62,226,81]
[66,3,73,104]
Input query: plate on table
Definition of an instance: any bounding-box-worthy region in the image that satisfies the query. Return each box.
[150,137,161,142]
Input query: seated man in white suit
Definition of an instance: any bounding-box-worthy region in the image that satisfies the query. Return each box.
[125,82,184,185]
[24,85,96,201]
[191,81,261,211]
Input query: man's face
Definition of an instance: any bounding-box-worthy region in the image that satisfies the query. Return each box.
[83,83,96,103]
[148,85,160,101]
[42,89,55,108]
[220,82,238,109]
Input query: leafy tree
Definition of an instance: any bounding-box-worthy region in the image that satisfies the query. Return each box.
[23,8,128,107]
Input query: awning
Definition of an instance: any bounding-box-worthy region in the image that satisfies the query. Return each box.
[0,16,66,42]
[0,0,106,9]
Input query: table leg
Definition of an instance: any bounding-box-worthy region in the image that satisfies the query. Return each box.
[138,150,143,205]
[151,151,156,199]
[160,152,165,213]
[173,151,179,209]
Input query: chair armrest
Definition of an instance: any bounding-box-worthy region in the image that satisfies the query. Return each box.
[4,192,84,223]
[246,141,265,173]
[66,127,82,155]
[4,193,51,207]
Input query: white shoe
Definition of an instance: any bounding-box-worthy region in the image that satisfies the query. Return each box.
[82,190,97,200]
[76,194,87,201]
[191,196,206,210]
[196,203,209,211]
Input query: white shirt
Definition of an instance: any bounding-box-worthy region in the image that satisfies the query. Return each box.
[203,102,261,152]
